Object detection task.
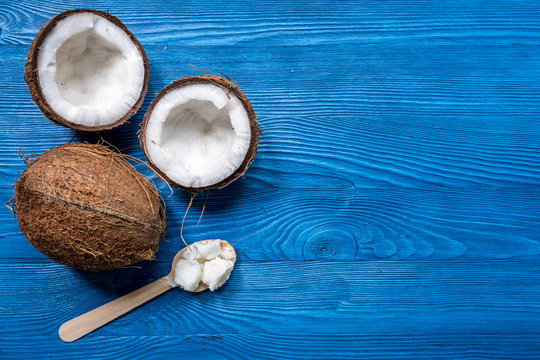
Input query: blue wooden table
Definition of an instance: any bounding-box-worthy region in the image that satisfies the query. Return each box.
[1,1,540,358]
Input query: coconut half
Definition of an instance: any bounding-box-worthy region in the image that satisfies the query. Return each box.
[25,9,149,131]
[140,76,259,192]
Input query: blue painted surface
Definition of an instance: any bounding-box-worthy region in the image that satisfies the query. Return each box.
[1,1,540,358]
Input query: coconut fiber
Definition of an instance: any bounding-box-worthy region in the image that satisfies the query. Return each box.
[13,143,166,271]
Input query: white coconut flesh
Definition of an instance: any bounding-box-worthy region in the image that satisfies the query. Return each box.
[145,84,252,189]
[37,12,145,127]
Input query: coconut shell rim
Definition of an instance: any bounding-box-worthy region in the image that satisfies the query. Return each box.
[139,75,259,193]
[24,9,150,132]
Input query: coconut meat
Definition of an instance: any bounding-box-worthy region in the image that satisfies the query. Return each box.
[37,12,145,127]
[144,84,251,189]
[173,259,202,292]
[173,240,235,292]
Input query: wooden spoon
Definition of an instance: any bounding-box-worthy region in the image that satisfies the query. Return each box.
[59,240,236,342]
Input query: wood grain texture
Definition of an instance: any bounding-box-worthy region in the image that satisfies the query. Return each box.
[0,0,539,358]
[0,43,538,190]
[59,276,172,342]
[1,0,540,46]
[2,334,540,360]
[2,261,540,358]
[2,187,539,261]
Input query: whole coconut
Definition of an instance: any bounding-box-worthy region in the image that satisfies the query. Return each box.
[13,143,166,271]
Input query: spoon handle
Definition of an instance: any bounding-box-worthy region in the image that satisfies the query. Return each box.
[59,276,172,342]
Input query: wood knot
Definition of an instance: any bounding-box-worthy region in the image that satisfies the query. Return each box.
[301,226,357,260]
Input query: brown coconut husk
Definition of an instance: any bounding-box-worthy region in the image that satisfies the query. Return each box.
[24,9,149,132]
[13,143,166,271]
[139,75,259,193]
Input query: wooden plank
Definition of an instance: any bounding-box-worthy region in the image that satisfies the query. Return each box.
[1,333,540,359]
[1,0,540,46]
[2,187,539,260]
[2,260,540,336]
[0,1,539,358]
[1,260,540,356]
[0,44,538,190]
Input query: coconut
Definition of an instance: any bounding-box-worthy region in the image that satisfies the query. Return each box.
[24,9,149,131]
[140,75,259,192]
[13,143,166,271]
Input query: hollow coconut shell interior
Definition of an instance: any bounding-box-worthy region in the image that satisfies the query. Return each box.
[24,9,149,131]
[140,75,259,193]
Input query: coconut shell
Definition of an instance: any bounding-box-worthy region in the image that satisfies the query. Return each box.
[140,75,259,193]
[24,9,149,131]
[13,143,166,271]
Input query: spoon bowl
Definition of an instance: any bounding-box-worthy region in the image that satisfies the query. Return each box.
[168,239,236,292]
